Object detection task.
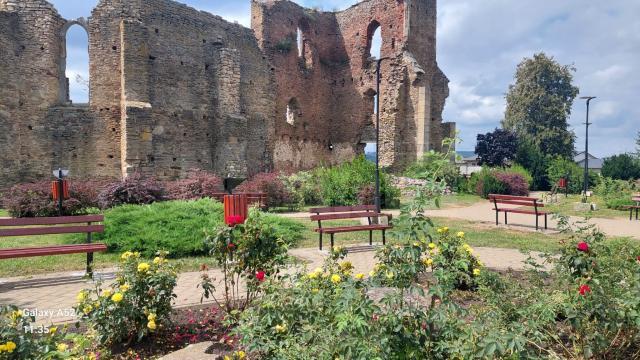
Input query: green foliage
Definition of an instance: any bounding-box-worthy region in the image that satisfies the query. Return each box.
[92,199,304,258]
[503,52,579,158]
[515,139,550,190]
[546,156,584,194]
[594,177,639,209]
[601,153,640,180]
[403,149,462,190]
[281,171,323,209]
[274,37,293,52]
[201,209,290,314]
[75,251,177,346]
[475,128,518,167]
[508,164,533,185]
[0,305,73,359]
[316,155,399,207]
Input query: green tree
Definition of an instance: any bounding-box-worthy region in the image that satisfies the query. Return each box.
[514,139,549,191]
[601,154,640,180]
[636,131,640,158]
[502,53,579,158]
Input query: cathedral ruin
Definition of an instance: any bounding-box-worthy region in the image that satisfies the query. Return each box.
[0,0,453,186]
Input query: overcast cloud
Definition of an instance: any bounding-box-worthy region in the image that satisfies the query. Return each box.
[50,0,639,157]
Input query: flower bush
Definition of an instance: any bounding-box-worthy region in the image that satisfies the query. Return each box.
[201,209,290,314]
[0,305,71,359]
[75,251,177,345]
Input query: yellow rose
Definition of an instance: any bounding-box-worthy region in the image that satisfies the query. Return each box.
[83,305,93,315]
[147,321,157,330]
[49,326,58,335]
[369,270,376,277]
[311,288,319,294]
[76,291,87,302]
[443,227,449,232]
[274,324,287,333]
[57,343,68,352]
[308,270,319,279]
[120,284,130,292]
[413,242,421,247]
[111,293,123,303]
[138,263,150,273]
[0,344,6,352]
[385,271,395,280]
[330,274,341,284]
[236,350,246,359]
[5,341,16,353]
[224,356,231,360]
[436,228,444,234]
[153,257,162,265]
[477,261,484,267]
[428,243,436,249]
[101,289,112,298]
[354,273,365,280]
[462,244,473,254]
[457,231,465,238]
[473,268,481,276]
[148,313,157,322]
[121,251,133,260]
[422,258,433,267]
[339,261,353,271]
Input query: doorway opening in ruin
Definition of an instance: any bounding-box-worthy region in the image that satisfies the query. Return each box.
[367,21,382,60]
[296,27,304,58]
[286,98,300,125]
[62,22,90,105]
[296,19,313,68]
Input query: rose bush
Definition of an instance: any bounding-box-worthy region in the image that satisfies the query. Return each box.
[75,251,177,345]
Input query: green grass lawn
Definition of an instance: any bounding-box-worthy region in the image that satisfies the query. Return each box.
[0,209,8,217]
[544,194,628,219]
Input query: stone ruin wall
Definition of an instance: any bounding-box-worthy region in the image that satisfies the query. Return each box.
[0,0,452,188]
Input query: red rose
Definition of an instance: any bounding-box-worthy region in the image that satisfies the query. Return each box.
[637,255,640,262]
[256,270,266,282]
[224,215,246,227]
[579,284,591,296]
[577,242,589,252]
[227,243,236,250]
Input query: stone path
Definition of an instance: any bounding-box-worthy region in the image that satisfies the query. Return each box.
[0,245,543,325]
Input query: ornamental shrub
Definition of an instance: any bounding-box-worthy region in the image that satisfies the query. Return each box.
[75,251,177,345]
[594,177,638,210]
[0,305,72,358]
[164,169,224,200]
[493,172,529,196]
[473,168,529,198]
[601,153,640,180]
[316,155,399,207]
[404,150,462,189]
[281,171,323,208]
[2,179,111,217]
[97,174,164,209]
[91,199,304,258]
[201,209,290,314]
[234,172,293,208]
[546,156,584,194]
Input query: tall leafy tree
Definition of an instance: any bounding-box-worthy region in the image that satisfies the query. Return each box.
[475,128,518,167]
[502,53,579,159]
[601,154,640,180]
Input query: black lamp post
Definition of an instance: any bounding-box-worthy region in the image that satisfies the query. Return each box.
[375,57,390,214]
[579,96,596,203]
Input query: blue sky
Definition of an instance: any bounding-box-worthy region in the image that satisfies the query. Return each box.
[52,0,639,157]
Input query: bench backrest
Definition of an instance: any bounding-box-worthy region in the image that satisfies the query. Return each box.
[0,215,104,237]
[632,196,640,203]
[309,205,378,221]
[309,205,376,214]
[488,194,543,208]
[211,192,267,208]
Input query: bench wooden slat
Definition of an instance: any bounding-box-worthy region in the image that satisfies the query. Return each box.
[309,205,376,214]
[497,209,547,215]
[315,224,392,234]
[493,200,544,207]
[488,194,538,202]
[310,212,392,221]
[0,225,104,237]
[0,243,107,259]
[0,215,104,226]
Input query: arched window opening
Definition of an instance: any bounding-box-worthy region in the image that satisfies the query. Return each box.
[296,27,304,58]
[367,21,382,60]
[64,24,89,104]
[286,98,299,125]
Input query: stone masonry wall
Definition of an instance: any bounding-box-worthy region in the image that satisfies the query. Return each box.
[0,0,450,188]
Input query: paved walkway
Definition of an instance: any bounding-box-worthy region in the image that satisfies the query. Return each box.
[0,245,543,325]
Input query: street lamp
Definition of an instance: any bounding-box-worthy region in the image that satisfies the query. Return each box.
[375,57,390,214]
[579,96,596,203]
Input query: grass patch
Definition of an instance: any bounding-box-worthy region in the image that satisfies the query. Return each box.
[0,209,8,217]
[544,194,628,219]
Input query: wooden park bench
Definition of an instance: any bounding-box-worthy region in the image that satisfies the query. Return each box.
[309,205,393,250]
[0,215,106,276]
[624,196,640,221]
[489,194,548,230]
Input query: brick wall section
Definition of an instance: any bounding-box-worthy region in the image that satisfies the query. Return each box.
[0,0,450,187]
